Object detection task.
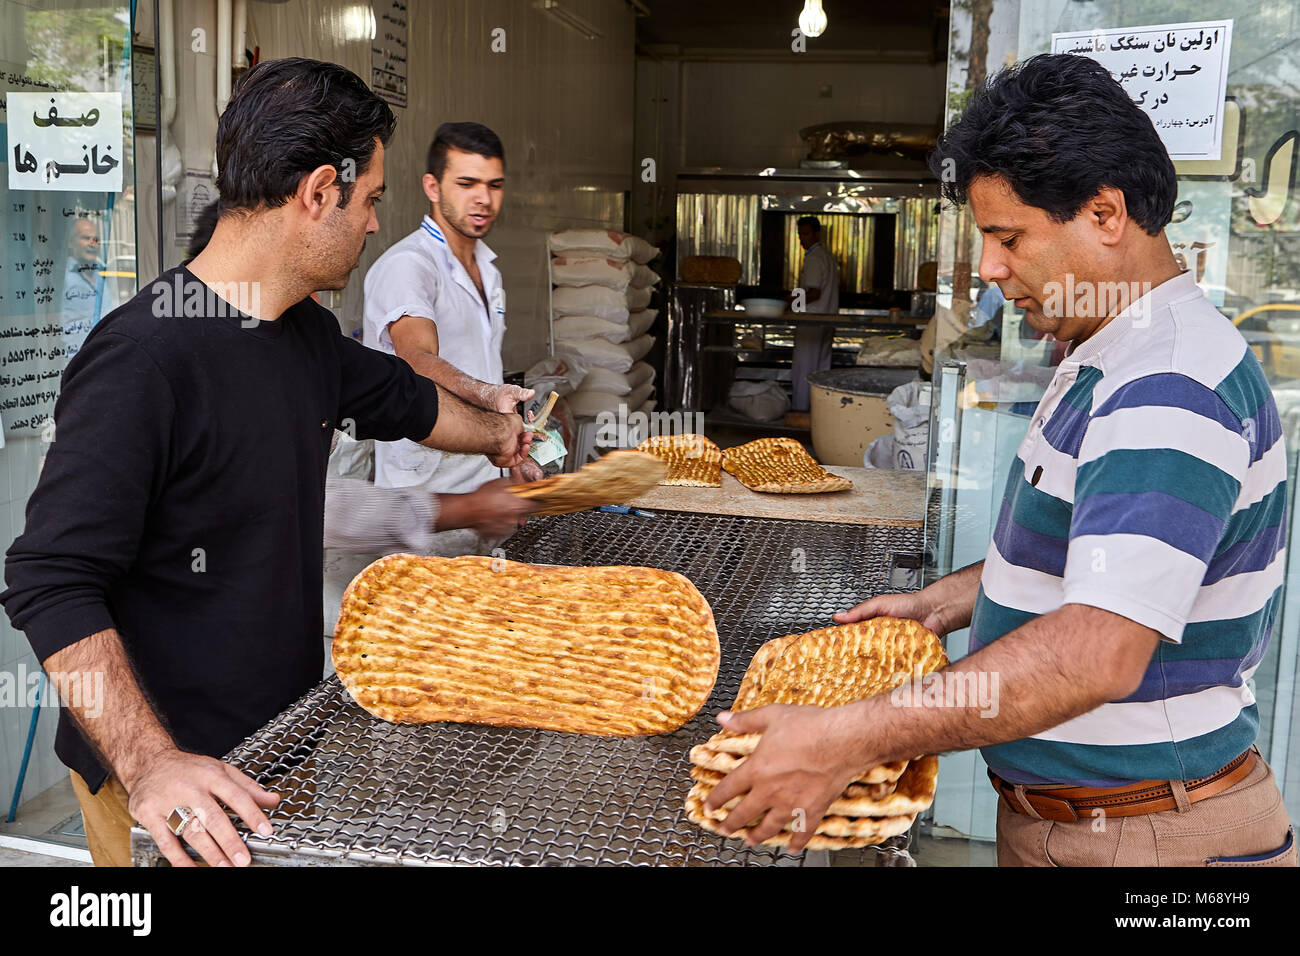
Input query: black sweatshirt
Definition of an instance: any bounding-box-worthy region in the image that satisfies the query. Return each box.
[1,266,439,792]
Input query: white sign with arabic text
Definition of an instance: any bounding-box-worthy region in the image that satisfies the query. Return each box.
[7,91,124,192]
[1051,20,1232,162]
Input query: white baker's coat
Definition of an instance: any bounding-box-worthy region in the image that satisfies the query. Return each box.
[791,240,839,409]
[798,241,839,315]
[363,215,507,493]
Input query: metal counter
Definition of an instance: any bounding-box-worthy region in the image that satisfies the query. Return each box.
[132,510,923,866]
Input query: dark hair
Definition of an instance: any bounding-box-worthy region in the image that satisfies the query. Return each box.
[215,57,396,213]
[928,53,1176,235]
[426,122,505,180]
[796,216,821,232]
[186,200,219,259]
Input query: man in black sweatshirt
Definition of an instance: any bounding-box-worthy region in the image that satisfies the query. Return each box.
[1,58,533,868]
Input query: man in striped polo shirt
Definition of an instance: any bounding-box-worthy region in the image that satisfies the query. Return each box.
[703,53,1294,866]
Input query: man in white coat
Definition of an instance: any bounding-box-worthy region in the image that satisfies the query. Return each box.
[363,122,540,553]
[789,215,840,411]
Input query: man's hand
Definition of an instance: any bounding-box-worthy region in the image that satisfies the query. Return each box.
[835,591,949,636]
[489,412,533,468]
[438,478,537,537]
[704,705,868,853]
[511,459,545,483]
[389,315,533,412]
[421,385,533,467]
[126,748,279,868]
[835,561,985,638]
[484,383,534,414]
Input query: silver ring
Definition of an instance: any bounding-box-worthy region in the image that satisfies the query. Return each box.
[166,806,195,837]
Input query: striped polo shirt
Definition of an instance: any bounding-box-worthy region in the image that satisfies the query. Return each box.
[971,270,1287,787]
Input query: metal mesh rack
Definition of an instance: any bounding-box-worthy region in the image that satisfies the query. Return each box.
[132,510,923,866]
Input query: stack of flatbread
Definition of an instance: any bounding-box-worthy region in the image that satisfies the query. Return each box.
[333,554,720,736]
[685,617,948,850]
[635,433,723,487]
[508,449,667,515]
[722,436,852,494]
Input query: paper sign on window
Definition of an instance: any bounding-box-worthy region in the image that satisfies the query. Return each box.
[1051,20,1232,162]
[7,91,124,193]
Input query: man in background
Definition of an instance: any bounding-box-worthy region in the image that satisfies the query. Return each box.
[59,217,107,357]
[788,215,840,411]
[363,121,538,555]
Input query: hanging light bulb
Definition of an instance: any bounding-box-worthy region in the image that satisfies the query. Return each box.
[799,0,827,38]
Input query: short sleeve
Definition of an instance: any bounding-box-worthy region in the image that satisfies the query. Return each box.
[363,248,438,350]
[334,332,438,444]
[1061,373,1249,642]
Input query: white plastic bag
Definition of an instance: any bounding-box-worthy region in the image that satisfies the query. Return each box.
[728,380,790,422]
[887,381,932,471]
[525,355,587,398]
[861,434,896,470]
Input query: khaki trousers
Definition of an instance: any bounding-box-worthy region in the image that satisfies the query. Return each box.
[69,770,135,868]
[996,751,1298,867]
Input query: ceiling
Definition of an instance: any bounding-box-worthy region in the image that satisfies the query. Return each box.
[635,0,949,57]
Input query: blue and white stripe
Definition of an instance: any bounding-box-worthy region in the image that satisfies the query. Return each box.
[971,271,1287,786]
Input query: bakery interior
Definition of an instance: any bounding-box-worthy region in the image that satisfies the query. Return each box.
[0,0,1297,869]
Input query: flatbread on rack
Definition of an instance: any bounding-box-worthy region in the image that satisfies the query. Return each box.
[721,437,851,494]
[508,449,667,515]
[635,434,723,487]
[333,553,719,736]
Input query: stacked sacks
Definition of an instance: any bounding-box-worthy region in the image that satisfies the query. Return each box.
[550,230,662,419]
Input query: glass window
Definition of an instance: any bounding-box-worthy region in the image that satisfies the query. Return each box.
[0,0,137,851]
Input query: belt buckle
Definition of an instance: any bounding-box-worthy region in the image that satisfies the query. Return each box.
[1027,793,1079,823]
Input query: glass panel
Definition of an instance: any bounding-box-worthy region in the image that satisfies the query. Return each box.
[0,0,137,850]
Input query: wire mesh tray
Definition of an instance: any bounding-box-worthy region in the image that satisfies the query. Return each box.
[133,510,923,866]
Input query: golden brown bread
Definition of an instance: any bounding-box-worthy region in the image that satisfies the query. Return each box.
[684,785,916,849]
[635,434,723,487]
[333,554,719,736]
[683,618,948,849]
[690,755,937,821]
[689,738,908,784]
[721,437,851,494]
[508,449,667,515]
[731,617,950,711]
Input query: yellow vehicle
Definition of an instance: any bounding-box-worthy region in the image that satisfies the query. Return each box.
[1234,304,1300,381]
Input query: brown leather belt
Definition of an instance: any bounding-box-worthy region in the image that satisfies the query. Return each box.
[989,749,1256,822]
